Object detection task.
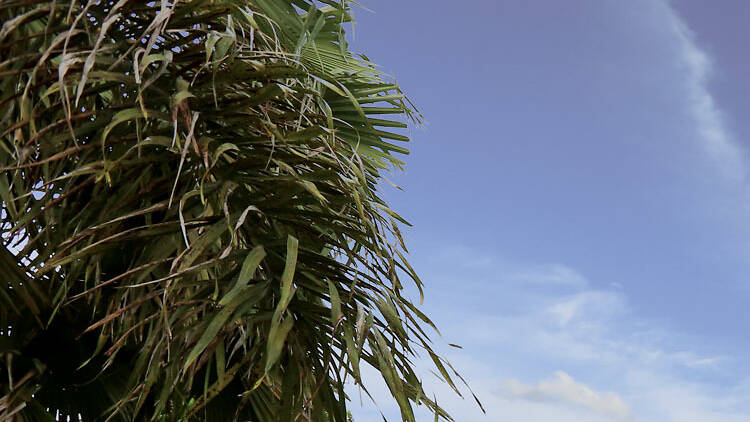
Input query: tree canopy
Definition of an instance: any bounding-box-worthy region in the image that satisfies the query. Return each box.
[0,0,477,421]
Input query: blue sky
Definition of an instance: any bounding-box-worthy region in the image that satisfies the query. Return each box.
[346,1,750,421]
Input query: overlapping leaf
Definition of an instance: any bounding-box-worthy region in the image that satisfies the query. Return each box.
[0,1,474,421]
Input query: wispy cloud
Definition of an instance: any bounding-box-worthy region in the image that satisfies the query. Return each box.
[545,290,625,326]
[658,1,746,181]
[503,371,632,421]
[509,264,588,288]
[351,249,746,421]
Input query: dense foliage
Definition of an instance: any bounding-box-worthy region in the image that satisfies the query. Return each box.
[0,1,476,421]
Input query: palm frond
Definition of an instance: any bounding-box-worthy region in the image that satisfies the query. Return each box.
[0,1,473,421]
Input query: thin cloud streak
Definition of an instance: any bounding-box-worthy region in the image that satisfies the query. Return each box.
[659,1,746,182]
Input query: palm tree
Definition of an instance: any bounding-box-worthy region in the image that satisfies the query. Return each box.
[0,1,478,421]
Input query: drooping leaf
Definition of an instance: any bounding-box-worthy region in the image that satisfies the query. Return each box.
[0,1,471,421]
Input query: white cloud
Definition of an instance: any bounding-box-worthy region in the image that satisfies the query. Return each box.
[668,350,723,369]
[349,252,749,421]
[510,264,588,288]
[658,0,746,181]
[545,290,625,326]
[403,244,745,420]
[503,371,632,421]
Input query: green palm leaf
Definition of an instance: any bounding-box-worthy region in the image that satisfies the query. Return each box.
[0,1,476,421]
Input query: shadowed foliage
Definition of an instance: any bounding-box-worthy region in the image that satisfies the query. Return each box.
[0,0,478,421]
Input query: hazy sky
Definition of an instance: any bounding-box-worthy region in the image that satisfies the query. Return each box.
[347,1,750,421]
